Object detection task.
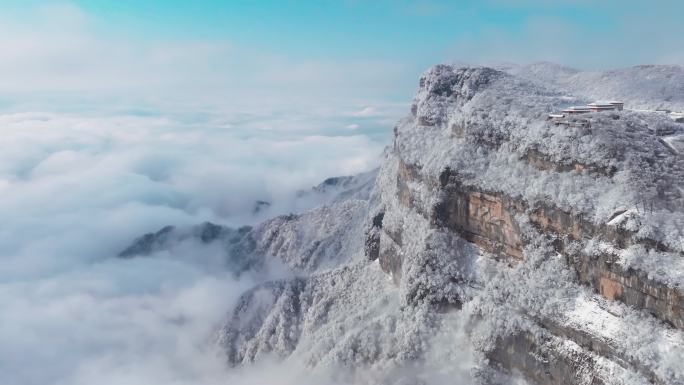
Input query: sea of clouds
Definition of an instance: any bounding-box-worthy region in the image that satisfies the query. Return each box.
[0,100,405,384]
[0,3,421,383]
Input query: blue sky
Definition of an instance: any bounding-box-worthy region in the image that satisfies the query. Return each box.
[71,1,561,57]
[14,1,681,58]
[27,1,630,53]
[0,0,682,111]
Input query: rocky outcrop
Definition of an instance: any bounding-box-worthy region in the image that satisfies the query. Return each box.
[412,65,504,126]
[376,151,683,329]
[433,177,525,261]
[522,147,618,177]
[569,251,683,329]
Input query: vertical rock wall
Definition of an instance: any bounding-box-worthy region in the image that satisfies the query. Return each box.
[372,156,683,329]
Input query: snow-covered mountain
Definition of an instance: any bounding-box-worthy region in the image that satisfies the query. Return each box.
[244,168,378,221]
[504,62,684,111]
[296,168,378,204]
[121,63,684,385]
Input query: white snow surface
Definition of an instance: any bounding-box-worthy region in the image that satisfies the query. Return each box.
[504,62,684,112]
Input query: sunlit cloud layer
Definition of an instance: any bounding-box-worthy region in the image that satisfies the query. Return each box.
[0,105,390,384]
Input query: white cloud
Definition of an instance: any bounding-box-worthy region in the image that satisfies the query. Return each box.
[0,104,388,384]
[353,106,380,117]
[0,4,414,115]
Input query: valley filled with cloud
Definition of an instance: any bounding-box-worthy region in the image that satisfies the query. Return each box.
[0,103,396,384]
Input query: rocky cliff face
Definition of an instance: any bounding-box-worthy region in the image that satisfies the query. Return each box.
[370,64,683,385]
[121,63,684,385]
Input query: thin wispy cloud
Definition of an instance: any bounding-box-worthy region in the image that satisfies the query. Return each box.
[0,3,412,116]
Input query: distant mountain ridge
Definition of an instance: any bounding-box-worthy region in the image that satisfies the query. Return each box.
[503,62,684,111]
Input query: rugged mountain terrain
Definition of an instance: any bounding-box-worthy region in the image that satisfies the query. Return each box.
[121,63,684,385]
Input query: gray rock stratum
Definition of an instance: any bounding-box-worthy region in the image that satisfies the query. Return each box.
[121,63,684,385]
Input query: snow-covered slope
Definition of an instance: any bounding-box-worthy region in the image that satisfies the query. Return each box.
[120,63,684,385]
[304,168,378,203]
[119,199,369,274]
[505,62,684,111]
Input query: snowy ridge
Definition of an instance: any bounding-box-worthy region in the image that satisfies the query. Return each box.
[306,168,378,202]
[119,199,369,275]
[505,62,684,112]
